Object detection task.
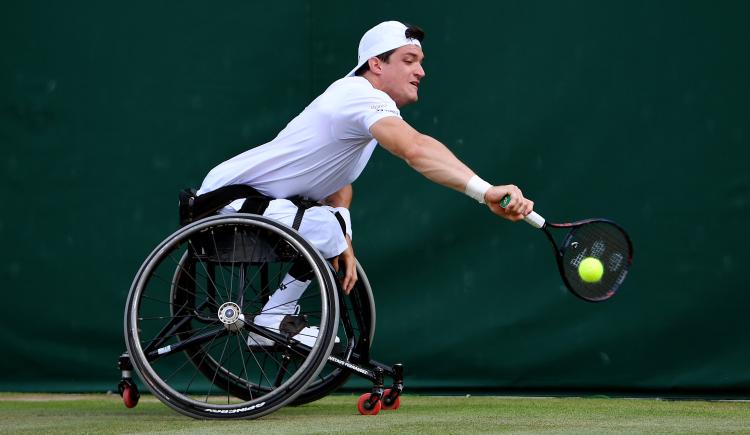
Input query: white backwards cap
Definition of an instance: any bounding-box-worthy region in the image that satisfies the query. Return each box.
[346,21,422,77]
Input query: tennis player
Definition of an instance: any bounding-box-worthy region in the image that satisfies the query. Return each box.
[197,21,534,346]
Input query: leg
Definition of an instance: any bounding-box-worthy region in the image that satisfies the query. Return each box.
[250,201,347,346]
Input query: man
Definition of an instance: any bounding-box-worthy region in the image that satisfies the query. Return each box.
[197,21,534,346]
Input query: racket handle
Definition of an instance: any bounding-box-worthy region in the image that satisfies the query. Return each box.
[523,211,545,228]
[500,194,546,228]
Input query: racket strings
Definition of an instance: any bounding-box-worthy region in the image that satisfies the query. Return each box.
[560,221,632,301]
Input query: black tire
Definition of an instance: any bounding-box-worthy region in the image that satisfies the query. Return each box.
[124,214,339,419]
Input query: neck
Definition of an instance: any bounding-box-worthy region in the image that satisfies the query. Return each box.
[360,72,380,90]
[359,72,401,107]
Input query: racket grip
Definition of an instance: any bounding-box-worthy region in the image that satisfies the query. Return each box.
[523,211,545,229]
[500,194,545,228]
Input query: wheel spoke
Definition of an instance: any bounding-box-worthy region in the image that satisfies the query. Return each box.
[127,216,340,417]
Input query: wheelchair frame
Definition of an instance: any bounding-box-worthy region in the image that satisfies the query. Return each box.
[117,212,404,418]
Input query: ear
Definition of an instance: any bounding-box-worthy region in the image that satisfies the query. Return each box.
[367,57,383,75]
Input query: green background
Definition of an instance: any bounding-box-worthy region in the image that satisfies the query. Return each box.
[1,1,748,395]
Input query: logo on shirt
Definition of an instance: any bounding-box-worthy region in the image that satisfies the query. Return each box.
[370,103,399,115]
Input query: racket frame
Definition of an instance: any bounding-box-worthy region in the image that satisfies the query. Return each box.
[539,218,633,302]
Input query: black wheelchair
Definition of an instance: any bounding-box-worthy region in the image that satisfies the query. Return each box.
[116,187,404,418]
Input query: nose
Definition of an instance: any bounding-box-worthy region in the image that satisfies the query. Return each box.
[415,63,426,79]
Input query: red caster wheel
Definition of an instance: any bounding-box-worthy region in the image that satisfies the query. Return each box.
[121,383,140,408]
[381,389,401,410]
[357,393,381,415]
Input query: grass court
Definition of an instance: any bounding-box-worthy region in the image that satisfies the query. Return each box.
[2,393,749,434]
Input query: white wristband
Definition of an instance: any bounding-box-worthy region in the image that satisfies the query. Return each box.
[464,175,492,204]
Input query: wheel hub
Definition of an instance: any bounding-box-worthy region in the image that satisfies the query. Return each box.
[218,302,245,332]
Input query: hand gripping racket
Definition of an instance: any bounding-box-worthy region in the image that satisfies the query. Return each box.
[501,195,633,302]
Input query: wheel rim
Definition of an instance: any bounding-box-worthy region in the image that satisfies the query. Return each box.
[124,215,338,418]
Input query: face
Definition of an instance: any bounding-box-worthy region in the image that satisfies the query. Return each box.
[375,45,426,107]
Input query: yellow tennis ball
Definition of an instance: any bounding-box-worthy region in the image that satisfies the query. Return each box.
[578,257,604,283]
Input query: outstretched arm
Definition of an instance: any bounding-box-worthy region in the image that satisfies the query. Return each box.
[370,116,533,220]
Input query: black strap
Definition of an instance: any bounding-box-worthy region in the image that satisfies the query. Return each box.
[179,186,334,233]
[292,207,305,231]
[237,195,271,215]
[287,196,319,231]
[179,184,271,226]
[286,197,347,233]
[333,211,347,236]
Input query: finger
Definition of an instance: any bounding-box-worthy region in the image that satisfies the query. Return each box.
[524,199,534,216]
[504,194,518,213]
[501,186,521,209]
[510,189,525,213]
[342,268,350,294]
[343,274,352,294]
[347,271,358,293]
[517,198,529,216]
[499,190,514,209]
[343,263,357,294]
[331,257,339,272]
[493,201,512,216]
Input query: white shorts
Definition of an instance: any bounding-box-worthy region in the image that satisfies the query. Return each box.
[220,199,348,259]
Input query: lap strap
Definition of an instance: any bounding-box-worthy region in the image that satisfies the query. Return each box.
[288,196,319,231]
[179,184,271,226]
[179,187,344,236]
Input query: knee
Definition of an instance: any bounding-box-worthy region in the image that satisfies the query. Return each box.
[289,257,313,281]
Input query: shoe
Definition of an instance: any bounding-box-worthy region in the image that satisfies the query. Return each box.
[247,314,339,348]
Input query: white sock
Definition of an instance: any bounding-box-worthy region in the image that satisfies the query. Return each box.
[254,273,310,328]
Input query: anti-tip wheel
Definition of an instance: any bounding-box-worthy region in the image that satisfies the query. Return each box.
[357,393,381,415]
[380,388,401,410]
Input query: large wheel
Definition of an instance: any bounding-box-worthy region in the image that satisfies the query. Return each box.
[124,214,339,419]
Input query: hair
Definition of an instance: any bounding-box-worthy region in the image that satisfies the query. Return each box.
[354,24,425,76]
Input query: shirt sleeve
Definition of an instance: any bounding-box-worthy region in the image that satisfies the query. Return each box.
[330,87,401,141]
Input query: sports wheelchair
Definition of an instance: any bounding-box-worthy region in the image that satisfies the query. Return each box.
[116,187,403,418]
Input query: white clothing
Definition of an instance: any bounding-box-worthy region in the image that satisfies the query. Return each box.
[198,76,400,206]
[261,199,348,259]
[199,76,398,258]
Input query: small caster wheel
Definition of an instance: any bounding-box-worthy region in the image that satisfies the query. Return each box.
[120,381,140,408]
[357,393,381,415]
[381,388,401,410]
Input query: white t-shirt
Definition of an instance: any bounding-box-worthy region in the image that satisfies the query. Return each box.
[197,76,401,210]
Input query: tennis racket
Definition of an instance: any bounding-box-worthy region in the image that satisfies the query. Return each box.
[501,195,633,302]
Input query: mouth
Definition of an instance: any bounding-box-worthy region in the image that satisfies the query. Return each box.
[410,81,419,89]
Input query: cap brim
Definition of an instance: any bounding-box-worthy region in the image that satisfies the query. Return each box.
[345,59,368,77]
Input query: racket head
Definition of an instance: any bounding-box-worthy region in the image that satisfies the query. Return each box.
[547,219,633,302]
